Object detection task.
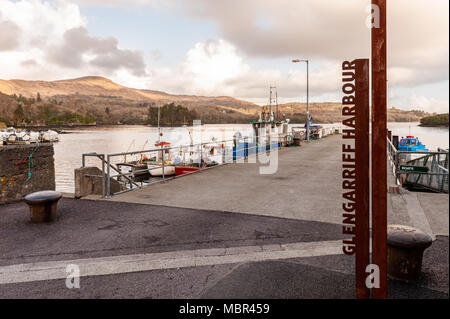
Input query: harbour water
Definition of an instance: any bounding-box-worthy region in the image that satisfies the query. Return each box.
[55,124,251,193]
[387,122,449,151]
[54,122,448,193]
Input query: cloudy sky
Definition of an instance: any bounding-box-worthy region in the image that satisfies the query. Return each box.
[0,0,448,112]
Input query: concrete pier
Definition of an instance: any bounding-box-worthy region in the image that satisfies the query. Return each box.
[106,135,344,224]
[103,134,448,236]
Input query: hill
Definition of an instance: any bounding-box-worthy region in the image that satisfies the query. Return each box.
[420,113,449,127]
[0,76,260,125]
[0,76,257,108]
[0,76,430,126]
[271,103,427,123]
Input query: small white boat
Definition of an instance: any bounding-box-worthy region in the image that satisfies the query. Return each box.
[7,134,16,143]
[1,127,59,144]
[117,161,151,182]
[147,163,176,176]
[16,131,30,141]
[0,131,7,145]
[147,139,176,176]
[41,130,59,142]
[4,128,30,144]
[29,131,40,143]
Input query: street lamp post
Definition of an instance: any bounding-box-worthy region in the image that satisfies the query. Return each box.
[292,59,310,141]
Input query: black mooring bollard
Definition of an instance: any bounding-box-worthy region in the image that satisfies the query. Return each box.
[387,225,433,281]
[24,190,62,223]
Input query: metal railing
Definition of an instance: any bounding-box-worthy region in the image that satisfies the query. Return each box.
[387,137,449,192]
[81,134,291,198]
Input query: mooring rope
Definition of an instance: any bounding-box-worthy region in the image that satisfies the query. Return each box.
[26,143,40,182]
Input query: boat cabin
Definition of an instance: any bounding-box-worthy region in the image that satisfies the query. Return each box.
[398,136,428,152]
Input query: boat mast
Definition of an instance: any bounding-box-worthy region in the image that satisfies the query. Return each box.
[157,103,161,144]
[408,117,411,136]
[269,86,273,120]
[269,86,278,123]
[276,90,279,121]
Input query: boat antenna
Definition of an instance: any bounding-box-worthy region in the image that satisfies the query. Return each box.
[142,139,148,151]
[188,128,194,147]
[269,86,273,119]
[126,139,135,152]
[124,139,135,163]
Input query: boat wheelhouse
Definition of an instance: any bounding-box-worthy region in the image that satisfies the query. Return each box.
[398,136,428,152]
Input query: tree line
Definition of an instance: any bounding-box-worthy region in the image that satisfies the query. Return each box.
[420,113,449,127]
[148,103,198,126]
[2,95,206,127]
[9,93,93,126]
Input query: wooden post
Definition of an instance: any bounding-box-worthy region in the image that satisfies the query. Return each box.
[371,0,388,299]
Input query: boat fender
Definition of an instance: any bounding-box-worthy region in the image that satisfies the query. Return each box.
[286,135,293,143]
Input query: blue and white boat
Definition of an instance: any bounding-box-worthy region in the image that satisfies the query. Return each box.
[398,136,428,152]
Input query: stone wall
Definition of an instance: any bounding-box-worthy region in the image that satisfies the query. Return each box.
[0,143,55,204]
[74,166,124,198]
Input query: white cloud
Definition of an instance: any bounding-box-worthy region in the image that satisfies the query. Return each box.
[144,38,341,104]
[73,0,165,6]
[0,0,84,79]
[0,0,86,38]
[144,39,248,96]
[168,0,448,92]
[0,0,448,114]
[0,0,146,80]
[47,27,146,76]
[73,0,449,111]
[182,39,249,94]
[0,21,20,51]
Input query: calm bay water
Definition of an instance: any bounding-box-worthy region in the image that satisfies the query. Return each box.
[54,124,254,193]
[387,122,449,151]
[54,123,448,193]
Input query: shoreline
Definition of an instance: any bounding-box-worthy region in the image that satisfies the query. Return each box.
[14,123,98,133]
[419,124,449,128]
[10,120,442,131]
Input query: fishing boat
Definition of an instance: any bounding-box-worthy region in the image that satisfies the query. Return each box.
[398,136,429,152]
[117,161,151,182]
[174,160,219,176]
[148,163,176,176]
[116,140,153,181]
[146,141,176,176]
[174,162,205,176]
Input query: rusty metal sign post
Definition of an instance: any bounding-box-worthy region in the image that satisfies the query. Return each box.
[355,60,370,299]
[371,0,388,299]
[342,59,370,299]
